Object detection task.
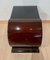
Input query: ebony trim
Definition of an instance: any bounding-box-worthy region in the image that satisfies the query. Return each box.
[12,47,39,53]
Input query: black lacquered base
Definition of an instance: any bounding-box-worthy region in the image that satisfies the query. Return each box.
[11,47,39,53]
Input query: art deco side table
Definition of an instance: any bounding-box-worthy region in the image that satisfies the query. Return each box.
[8,6,42,53]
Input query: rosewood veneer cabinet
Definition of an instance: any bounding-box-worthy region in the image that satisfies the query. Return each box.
[8,6,42,53]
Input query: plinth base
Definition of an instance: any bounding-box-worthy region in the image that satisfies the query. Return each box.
[11,47,39,53]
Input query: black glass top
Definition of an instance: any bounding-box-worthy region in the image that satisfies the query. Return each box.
[10,6,40,19]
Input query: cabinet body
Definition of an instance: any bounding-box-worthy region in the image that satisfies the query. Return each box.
[8,6,42,52]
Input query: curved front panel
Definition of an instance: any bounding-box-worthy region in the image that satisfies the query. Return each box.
[8,20,42,47]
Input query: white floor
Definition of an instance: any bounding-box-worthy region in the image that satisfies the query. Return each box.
[0,21,50,60]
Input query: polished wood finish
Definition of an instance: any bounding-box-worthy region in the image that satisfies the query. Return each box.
[8,6,42,53]
[8,19,42,47]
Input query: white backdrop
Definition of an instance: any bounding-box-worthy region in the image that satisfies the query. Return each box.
[0,0,50,20]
